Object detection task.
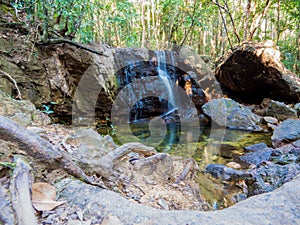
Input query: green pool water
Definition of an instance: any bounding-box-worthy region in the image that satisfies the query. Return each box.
[99,119,272,209]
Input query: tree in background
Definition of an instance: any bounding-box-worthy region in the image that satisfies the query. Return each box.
[5,0,299,74]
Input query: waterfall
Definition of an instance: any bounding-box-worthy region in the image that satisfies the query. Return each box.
[155,50,175,111]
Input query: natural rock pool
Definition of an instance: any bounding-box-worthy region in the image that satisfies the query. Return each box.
[99,119,272,209]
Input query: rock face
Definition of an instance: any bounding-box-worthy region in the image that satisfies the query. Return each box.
[271,119,300,147]
[0,90,51,126]
[0,27,217,124]
[215,41,300,103]
[202,98,262,131]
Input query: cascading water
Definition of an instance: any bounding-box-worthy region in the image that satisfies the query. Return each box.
[155,50,175,111]
[154,50,179,149]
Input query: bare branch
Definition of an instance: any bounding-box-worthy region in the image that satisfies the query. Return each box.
[211,0,240,44]
[248,0,271,40]
[0,69,22,99]
[213,0,233,49]
[223,0,241,43]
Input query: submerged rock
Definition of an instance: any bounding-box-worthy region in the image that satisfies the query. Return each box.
[202,98,262,131]
[271,119,300,147]
[204,164,250,181]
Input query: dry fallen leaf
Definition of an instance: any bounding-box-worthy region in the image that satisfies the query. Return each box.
[31,182,66,211]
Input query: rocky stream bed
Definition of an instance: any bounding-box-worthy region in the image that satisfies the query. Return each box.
[0,84,300,225]
[0,8,300,223]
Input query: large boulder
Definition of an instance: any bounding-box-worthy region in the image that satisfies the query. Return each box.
[202,98,262,131]
[215,41,300,103]
[271,119,300,147]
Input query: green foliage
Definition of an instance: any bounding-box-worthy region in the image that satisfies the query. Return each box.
[7,0,299,74]
[42,102,57,114]
[279,39,300,75]
[0,161,16,169]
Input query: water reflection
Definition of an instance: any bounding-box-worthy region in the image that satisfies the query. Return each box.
[107,120,272,209]
[113,120,271,165]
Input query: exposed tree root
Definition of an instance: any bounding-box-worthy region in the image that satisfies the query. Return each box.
[97,142,157,179]
[36,38,108,56]
[0,116,106,188]
[175,158,199,184]
[10,157,38,225]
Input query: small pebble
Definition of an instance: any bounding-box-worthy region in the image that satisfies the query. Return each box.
[226,162,241,170]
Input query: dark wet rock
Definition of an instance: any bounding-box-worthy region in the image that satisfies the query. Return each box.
[204,164,250,181]
[244,142,268,151]
[247,162,300,196]
[294,103,300,117]
[271,119,300,147]
[240,148,273,165]
[215,41,300,103]
[218,144,239,159]
[202,98,262,131]
[254,98,298,121]
[53,175,300,225]
[270,142,300,165]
